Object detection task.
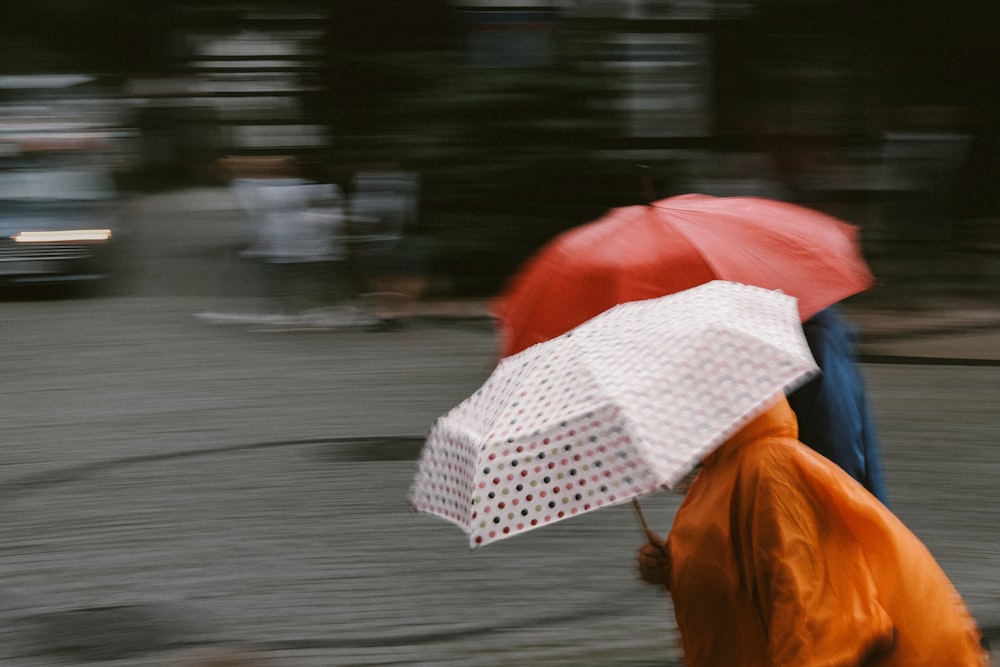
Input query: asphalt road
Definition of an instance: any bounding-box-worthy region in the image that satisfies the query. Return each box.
[0,189,995,666]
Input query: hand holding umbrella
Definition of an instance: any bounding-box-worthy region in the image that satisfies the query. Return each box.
[636,528,671,587]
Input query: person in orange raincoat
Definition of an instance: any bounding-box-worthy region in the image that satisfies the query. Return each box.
[636,396,988,667]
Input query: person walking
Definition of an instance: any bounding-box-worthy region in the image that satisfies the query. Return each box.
[636,396,988,667]
[789,305,890,504]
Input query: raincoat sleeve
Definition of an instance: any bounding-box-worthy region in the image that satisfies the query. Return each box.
[738,447,896,667]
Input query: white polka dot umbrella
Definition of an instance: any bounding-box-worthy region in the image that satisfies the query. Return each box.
[409,280,820,548]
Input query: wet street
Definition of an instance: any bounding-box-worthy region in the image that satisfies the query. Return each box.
[0,189,996,666]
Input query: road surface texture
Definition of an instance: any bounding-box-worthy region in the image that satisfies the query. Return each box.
[0,188,996,666]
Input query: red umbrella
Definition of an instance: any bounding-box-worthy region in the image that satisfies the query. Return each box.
[493,193,875,357]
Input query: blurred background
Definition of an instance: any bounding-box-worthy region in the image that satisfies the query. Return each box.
[0,3,998,665]
[0,0,997,300]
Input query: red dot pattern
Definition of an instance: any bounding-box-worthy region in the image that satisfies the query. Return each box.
[410,281,819,547]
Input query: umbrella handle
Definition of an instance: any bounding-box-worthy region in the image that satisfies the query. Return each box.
[632,498,663,549]
[633,498,682,652]
[633,497,670,557]
[632,498,651,534]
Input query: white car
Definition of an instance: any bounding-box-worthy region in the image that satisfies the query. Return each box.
[0,164,120,287]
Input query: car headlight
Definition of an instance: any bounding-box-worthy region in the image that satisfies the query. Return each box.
[13,229,113,243]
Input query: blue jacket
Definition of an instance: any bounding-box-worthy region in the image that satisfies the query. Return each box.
[787,307,890,504]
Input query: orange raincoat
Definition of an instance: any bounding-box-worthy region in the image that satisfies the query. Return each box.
[666,398,987,666]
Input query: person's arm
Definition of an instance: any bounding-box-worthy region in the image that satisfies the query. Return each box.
[743,456,896,666]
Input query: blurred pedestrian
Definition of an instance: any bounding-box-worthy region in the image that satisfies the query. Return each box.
[636,396,988,667]
[789,305,889,504]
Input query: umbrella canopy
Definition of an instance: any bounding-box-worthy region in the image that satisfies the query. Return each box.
[410,281,819,548]
[494,193,875,357]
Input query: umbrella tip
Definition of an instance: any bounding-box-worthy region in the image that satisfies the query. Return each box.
[635,163,657,204]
